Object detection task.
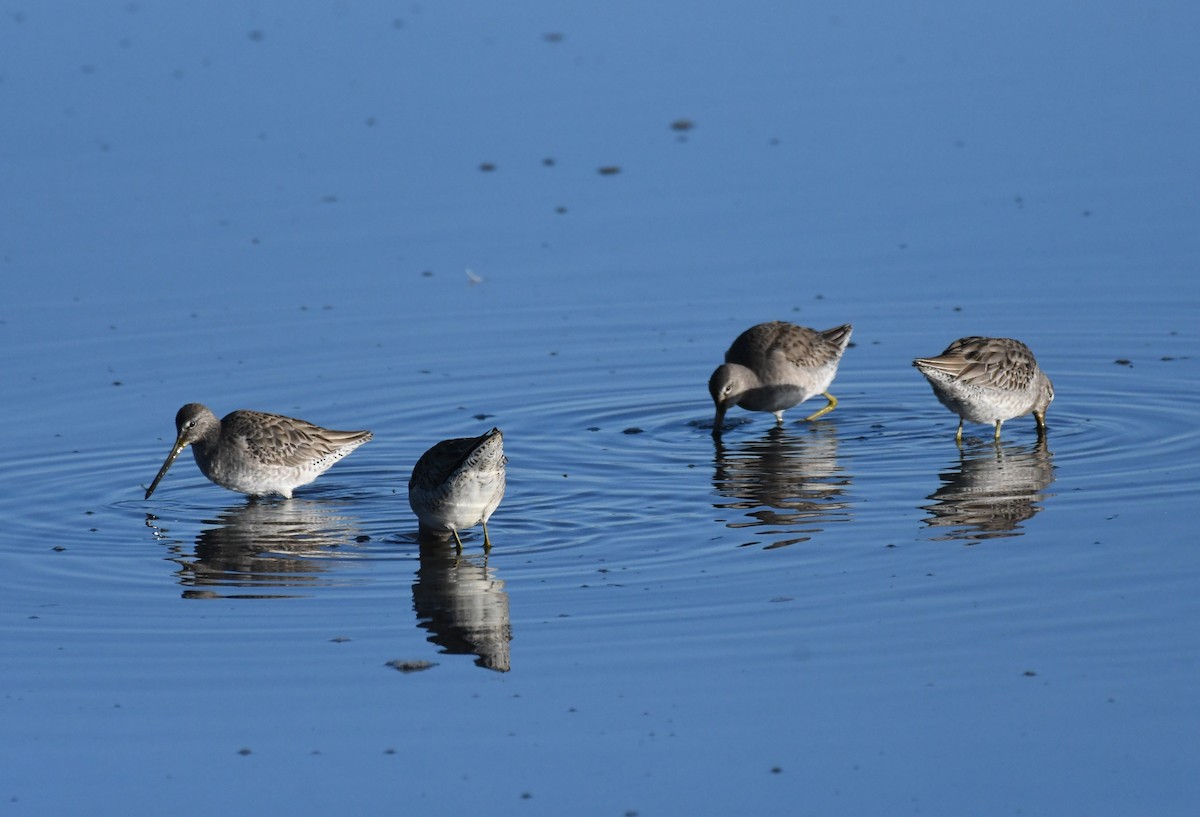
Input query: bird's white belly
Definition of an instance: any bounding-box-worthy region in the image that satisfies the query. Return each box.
[925,373,1036,424]
[195,446,312,497]
[415,472,506,531]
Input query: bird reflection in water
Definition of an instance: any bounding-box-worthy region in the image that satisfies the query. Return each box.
[922,438,1056,542]
[412,537,512,672]
[147,498,364,598]
[712,425,852,549]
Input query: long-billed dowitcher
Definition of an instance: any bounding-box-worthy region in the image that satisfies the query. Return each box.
[144,403,372,499]
[913,337,1054,444]
[709,321,853,436]
[408,428,507,552]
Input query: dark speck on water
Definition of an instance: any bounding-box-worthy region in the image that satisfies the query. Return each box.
[386,660,437,673]
[598,165,621,175]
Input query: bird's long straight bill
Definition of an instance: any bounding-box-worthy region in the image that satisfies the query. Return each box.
[711,406,726,437]
[144,440,187,499]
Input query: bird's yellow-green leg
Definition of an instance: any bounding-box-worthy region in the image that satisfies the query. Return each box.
[955,418,964,445]
[482,521,492,553]
[1034,410,1047,436]
[451,528,464,554]
[993,420,1003,442]
[804,391,838,421]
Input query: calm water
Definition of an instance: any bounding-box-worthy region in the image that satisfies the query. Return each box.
[3,2,1199,816]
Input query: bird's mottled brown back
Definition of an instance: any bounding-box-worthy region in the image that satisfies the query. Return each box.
[409,435,483,489]
[726,321,852,370]
[915,337,1040,391]
[226,410,372,468]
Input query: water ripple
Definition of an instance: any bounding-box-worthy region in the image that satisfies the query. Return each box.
[3,297,1196,639]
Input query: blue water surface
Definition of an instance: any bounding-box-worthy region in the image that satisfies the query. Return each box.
[3,2,1199,816]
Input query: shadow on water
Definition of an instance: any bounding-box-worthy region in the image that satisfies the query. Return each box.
[146,498,365,599]
[412,537,512,673]
[922,438,1057,543]
[711,423,853,549]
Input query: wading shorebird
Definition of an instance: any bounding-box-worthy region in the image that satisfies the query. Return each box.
[144,403,372,499]
[409,428,507,552]
[709,321,853,436]
[913,337,1054,444]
